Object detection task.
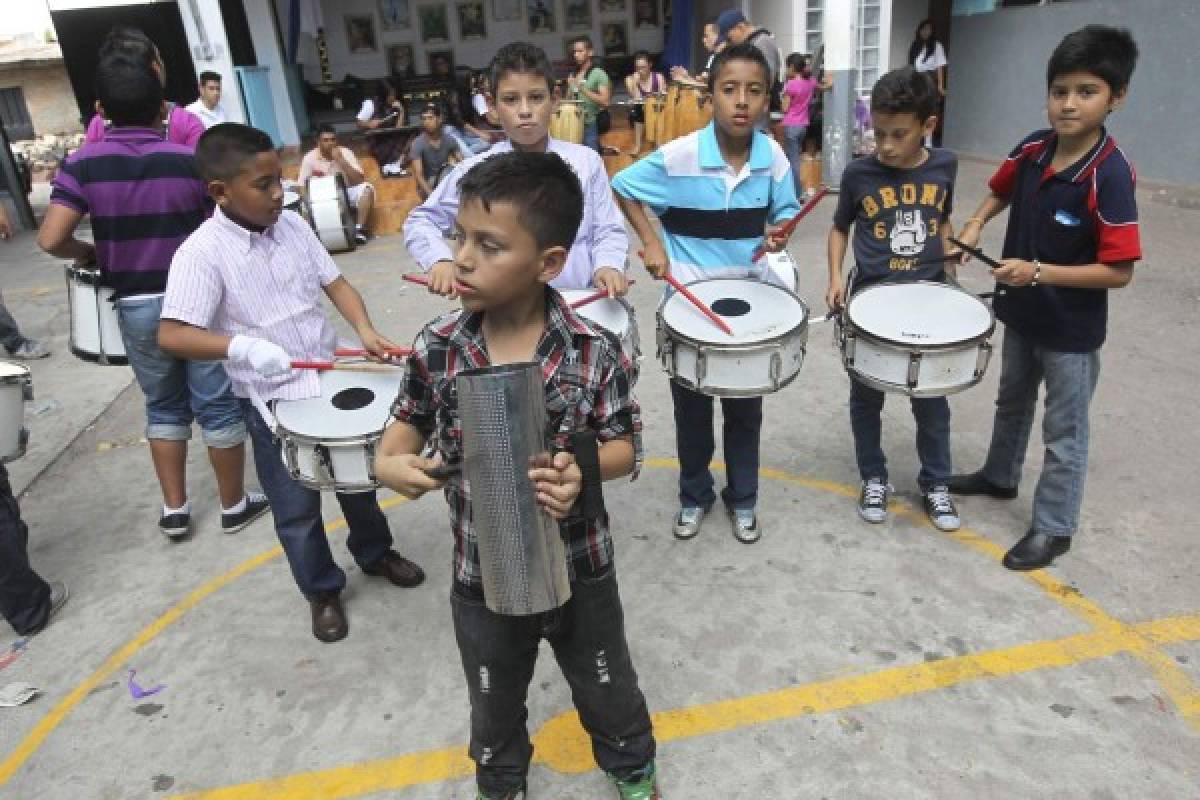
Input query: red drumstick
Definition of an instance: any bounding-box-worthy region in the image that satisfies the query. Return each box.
[637,250,734,336]
[569,280,637,309]
[402,273,430,286]
[291,360,401,373]
[333,347,413,357]
[751,186,829,262]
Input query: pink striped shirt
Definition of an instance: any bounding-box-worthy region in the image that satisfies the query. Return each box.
[162,205,340,402]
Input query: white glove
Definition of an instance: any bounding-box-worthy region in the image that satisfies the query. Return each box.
[227,335,292,378]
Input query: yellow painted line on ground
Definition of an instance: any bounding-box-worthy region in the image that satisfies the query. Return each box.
[0,496,408,788]
[170,612,1200,800]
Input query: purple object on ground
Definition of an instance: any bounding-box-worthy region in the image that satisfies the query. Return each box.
[126,669,166,700]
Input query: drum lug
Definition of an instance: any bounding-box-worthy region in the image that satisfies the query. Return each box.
[841,324,856,366]
[21,381,33,402]
[365,439,378,484]
[769,351,782,391]
[283,439,302,481]
[656,327,674,376]
[695,349,707,388]
[975,340,993,379]
[314,443,336,485]
[907,352,923,390]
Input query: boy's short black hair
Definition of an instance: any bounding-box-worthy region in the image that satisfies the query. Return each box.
[195,123,274,182]
[98,26,156,67]
[870,66,938,121]
[706,42,771,93]
[569,35,593,50]
[458,151,583,252]
[199,70,221,85]
[95,55,163,127]
[490,42,554,93]
[316,122,336,136]
[420,102,443,118]
[1047,25,1138,94]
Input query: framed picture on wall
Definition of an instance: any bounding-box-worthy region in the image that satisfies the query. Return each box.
[564,0,591,31]
[598,0,625,11]
[526,0,556,34]
[418,4,450,43]
[633,0,658,28]
[493,0,522,21]
[377,0,411,31]
[427,49,456,78]
[387,43,416,77]
[344,15,378,53]
[601,21,627,55]
[458,1,487,39]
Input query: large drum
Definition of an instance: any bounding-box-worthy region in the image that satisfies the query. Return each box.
[549,100,584,144]
[65,264,127,365]
[838,281,995,397]
[657,278,809,397]
[306,174,356,253]
[557,289,641,372]
[664,81,712,142]
[643,95,666,149]
[0,361,32,463]
[273,366,402,492]
[283,188,310,226]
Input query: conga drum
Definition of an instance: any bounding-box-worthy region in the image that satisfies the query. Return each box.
[549,101,584,144]
[643,95,665,149]
[666,81,712,142]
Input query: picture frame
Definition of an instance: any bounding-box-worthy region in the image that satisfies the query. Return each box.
[377,0,411,31]
[564,0,591,31]
[387,43,416,78]
[598,0,625,11]
[526,0,556,34]
[493,0,522,21]
[601,21,628,55]
[633,0,658,28]
[418,4,450,44]
[344,14,378,53]
[427,49,456,78]
[457,0,487,39]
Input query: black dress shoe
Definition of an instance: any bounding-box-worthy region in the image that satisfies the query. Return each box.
[1002,530,1071,571]
[309,593,348,642]
[947,470,1018,499]
[362,550,426,587]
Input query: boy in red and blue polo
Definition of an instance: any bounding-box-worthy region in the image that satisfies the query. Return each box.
[949,26,1141,570]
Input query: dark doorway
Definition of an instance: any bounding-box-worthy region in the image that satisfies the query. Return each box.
[219,0,258,66]
[0,87,34,141]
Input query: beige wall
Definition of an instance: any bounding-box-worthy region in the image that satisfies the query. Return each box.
[0,62,83,137]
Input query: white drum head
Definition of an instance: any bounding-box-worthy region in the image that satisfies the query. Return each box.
[764,251,798,292]
[0,361,30,380]
[558,290,630,336]
[848,282,992,346]
[662,279,806,344]
[274,368,401,439]
[307,175,342,202]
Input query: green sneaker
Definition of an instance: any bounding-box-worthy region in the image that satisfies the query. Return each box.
[612,762,661,800]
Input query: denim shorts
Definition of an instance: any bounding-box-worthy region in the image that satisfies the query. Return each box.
[116,295,245,447]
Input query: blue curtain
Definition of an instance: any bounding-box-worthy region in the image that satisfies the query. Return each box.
[662,0,693,72]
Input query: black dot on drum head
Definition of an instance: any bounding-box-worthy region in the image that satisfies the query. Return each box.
[710,297,751,317]
[332,387,375,411]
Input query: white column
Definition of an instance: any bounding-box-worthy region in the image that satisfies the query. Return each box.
[243,0,301,146]
[822,0,857,188]
[175,0,246,124]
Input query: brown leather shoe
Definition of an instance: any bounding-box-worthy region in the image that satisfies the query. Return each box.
[309,593,348,643]
[362,551,426,588]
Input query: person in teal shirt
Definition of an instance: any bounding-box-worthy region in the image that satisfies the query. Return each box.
[567,35,612,152]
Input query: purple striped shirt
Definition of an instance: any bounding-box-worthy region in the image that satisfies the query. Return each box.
[51,127,210,297]
[162,206,341,403]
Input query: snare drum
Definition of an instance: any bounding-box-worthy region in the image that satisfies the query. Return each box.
[0,361,32,463]
[657,278,809,397]
[273,367,403,491]
[550,101,584,144]
[306,174,356,253]
[557,289,642,369]
[65,264,128,365]
[838,281,995,397]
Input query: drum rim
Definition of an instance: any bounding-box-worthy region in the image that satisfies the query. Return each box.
[275,426,386,447]
[844,280,995,350]
[0,361,31,383]
[669,361,806,398]
[844,368,987,398]
[65,263,103,284]
[656,278,810,349]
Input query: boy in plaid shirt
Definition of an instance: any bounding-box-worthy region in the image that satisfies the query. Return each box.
[376,152,659,800]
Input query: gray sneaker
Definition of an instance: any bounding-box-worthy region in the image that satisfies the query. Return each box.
[29,581,69,635]
[729,508,760,544]
[924,485,961,532]
[8,339,49,360]
[673,506,705,540]
[858,478,892,524]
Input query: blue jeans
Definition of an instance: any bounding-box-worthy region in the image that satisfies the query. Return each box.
[116,295,245,447]
[452,565,655,794]
[0,464,51,635]
[980,328,1100,537]
[670,381,762,511]
[850,378,952,490]
[583,121,600,153]
[242,399,394,598]
[782,124,807,195]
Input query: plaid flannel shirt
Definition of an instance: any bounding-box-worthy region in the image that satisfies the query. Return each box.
[392,289,643,588]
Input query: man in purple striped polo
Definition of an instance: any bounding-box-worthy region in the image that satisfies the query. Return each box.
[37,54,267,540]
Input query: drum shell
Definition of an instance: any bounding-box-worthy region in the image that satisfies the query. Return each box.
[276,427,382,492]
[457,362,570,616]
[306,174,356,253]
[0,363,32,463]
[664,83,712,142]
[549,101,584,144]
[556,290,641,379]
[643,95,665,147]
[65,265,128,365]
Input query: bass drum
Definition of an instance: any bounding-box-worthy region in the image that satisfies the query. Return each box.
[306,174,356,253]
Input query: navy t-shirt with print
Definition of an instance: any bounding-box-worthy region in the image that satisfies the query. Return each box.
[833,148,957,290]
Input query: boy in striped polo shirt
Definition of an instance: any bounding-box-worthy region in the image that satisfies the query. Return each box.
[38,54,266,540]
[612,43,799,544]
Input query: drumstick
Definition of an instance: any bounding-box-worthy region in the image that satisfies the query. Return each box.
[948,237,1004,270]
[751,186,829,262]
[637,250,734,336]
[291,360,401,373]
[569,280,637,309]
[402,273,431,286]
[334,347,413,358]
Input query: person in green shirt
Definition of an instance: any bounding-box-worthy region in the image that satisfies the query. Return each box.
[567,35,612,153]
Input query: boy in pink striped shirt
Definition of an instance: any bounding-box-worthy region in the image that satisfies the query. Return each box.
[159,123,425,643]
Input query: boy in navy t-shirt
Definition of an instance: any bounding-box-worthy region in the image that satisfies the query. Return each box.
[949,26,1141,570]
[827,67,962,532]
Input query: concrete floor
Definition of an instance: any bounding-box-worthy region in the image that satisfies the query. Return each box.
[0,159,1197,799]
